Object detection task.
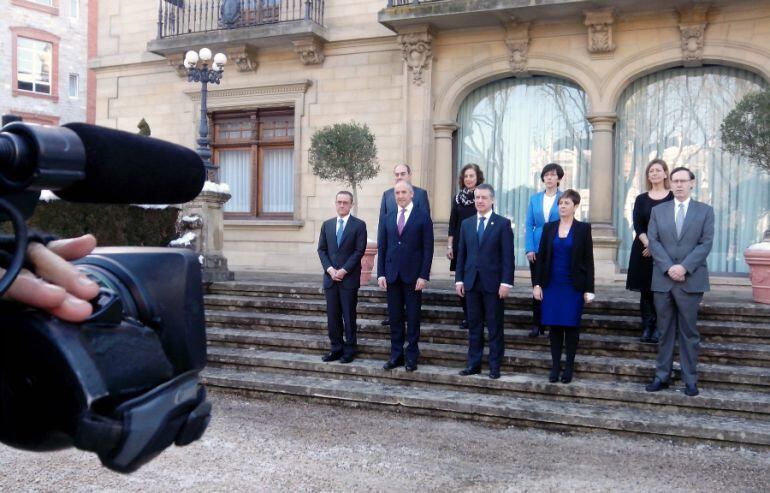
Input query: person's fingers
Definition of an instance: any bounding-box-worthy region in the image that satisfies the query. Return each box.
[49,294,94,322]
[46,234,97,261]
[1,272,68,309]
[26,242,100,301]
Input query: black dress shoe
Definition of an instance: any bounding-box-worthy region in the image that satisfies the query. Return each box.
[684,383,699,397]
[405,362,418,372]
[548,367,560,383]
[459,367,481,376]
[645,377,670,392]
[383,357,404,370]
[340,355,355,364]
[527,326,542,338]
[488,370,501,380]
[380,319,390,326]
[322,352,342,362]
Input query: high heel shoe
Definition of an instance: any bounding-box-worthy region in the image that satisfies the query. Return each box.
[560,367,573,384]
[548,366,560,383]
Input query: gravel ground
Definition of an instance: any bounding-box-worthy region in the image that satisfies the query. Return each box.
[1,391,768,492]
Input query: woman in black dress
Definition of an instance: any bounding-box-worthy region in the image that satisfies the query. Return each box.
[447,163,484,329]
[626,159,673,343]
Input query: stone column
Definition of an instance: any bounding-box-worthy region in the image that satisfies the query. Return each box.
[432,121,458,223]
[180,189,235,283]
[587,113,620,281]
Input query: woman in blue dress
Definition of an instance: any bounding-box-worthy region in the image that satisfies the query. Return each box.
[533,189,595,383]
[524,163,563,338]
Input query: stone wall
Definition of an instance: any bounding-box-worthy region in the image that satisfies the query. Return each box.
[92,0,770,279]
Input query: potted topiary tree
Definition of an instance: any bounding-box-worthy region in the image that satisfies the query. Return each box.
[721,87,770,303]
[309,121,380,284]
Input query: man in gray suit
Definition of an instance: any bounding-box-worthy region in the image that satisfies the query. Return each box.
[645,167,714,397]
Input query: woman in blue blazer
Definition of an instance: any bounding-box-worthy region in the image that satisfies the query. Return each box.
[524,163,563,338]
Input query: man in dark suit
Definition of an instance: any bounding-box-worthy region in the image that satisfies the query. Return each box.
[379,164,431,326]
[455,184,514,379]
[377,181,434,372]
[317,191,368,364]
[645,167,714,397]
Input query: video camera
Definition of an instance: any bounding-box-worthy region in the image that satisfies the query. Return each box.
[0,117,210,472]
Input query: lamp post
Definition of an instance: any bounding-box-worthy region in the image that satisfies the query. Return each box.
[184,48,227,182]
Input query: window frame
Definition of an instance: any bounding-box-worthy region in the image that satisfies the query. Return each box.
[11,27,60,102]
[212,108,295,219]
[11,0,59,16]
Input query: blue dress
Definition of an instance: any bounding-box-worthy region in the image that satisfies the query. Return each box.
[540,228,584,327]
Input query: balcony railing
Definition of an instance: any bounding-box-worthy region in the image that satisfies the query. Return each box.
[386,0,442,5]
[157,0,325,39]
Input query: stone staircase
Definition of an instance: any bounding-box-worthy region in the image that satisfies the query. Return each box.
[203,279,770,448]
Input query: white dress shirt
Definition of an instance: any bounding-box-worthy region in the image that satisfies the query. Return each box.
[674,197,691,224]
[542,192,557,223]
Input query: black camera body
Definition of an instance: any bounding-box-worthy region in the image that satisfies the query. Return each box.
[0,120,210,472]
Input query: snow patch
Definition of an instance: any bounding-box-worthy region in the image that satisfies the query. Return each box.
[170,232,196,247]
[202,181,230,194]
[746,241,770,252]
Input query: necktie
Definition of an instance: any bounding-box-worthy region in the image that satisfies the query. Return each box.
[397,208,406,235]
[336,218,344,246]
[676,203,685,238]
[477,216,486,244]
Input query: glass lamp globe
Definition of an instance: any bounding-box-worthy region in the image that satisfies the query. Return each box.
[213,53,227,66]
[184,50,199,65]
[198,48,212,61]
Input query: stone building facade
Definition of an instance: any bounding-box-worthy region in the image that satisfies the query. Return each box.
[2,0,95,124]
[92,0,770,281]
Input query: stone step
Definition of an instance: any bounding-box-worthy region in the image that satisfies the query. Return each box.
[204,311,770,367]
[207,281,770,323]
[204,298,770,343]
[205,327,770,391]
[206,347,770,420]
[201,365,770,448]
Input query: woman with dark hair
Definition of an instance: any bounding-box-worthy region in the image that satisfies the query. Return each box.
[626,159,673,343]
[524,163,563,338]
[533,189,594,384]
[448,163,484,329]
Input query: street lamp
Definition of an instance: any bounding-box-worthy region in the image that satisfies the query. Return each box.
[185,48,227,182]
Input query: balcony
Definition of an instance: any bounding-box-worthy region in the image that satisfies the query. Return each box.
[379,0,689,32]
[148,0,327,59]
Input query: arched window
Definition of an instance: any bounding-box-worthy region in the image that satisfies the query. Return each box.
[456,76,591,267]
[614,66,770,273]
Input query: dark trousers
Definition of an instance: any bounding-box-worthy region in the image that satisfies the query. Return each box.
[529,260,542,327]
[324,283,358,358]
[654,287,703,386]
[466,287,505,372]
[386,277,422,363]
[549,326,580,373]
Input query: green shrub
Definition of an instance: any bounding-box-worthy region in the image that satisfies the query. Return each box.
[2,200,179,247]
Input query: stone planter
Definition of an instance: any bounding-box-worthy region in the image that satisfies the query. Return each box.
[360,239,378,285]
[745,242,770,304]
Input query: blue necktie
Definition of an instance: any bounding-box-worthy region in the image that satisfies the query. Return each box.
[477,216,486,244]
[336,218,344,246]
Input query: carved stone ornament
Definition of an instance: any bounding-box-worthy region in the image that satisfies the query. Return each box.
[504,21,530,75]
[168,55,188,78]
[228,45,258,72]
[680,24,706,65]
[584,9,615,54]
[293,37,325,65]
[397,31,433,86]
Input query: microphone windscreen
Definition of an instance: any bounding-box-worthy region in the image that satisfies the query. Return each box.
[56,123,205,204]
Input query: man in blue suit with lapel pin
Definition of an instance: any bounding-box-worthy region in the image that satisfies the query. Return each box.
[378,163,431,326]
[455,184,515,379]
[377,181,434,372]
[317,191,368,364]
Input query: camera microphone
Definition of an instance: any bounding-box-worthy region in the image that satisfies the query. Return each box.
[0,122,205,204]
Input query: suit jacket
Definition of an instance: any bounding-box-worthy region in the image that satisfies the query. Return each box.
[534,220,595,293]
[377,206,433,283]
[455,212,515,292]
[317,215,368,290]
[647,199,714,293]
[379,185,431,220]
[524,190,562,254]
